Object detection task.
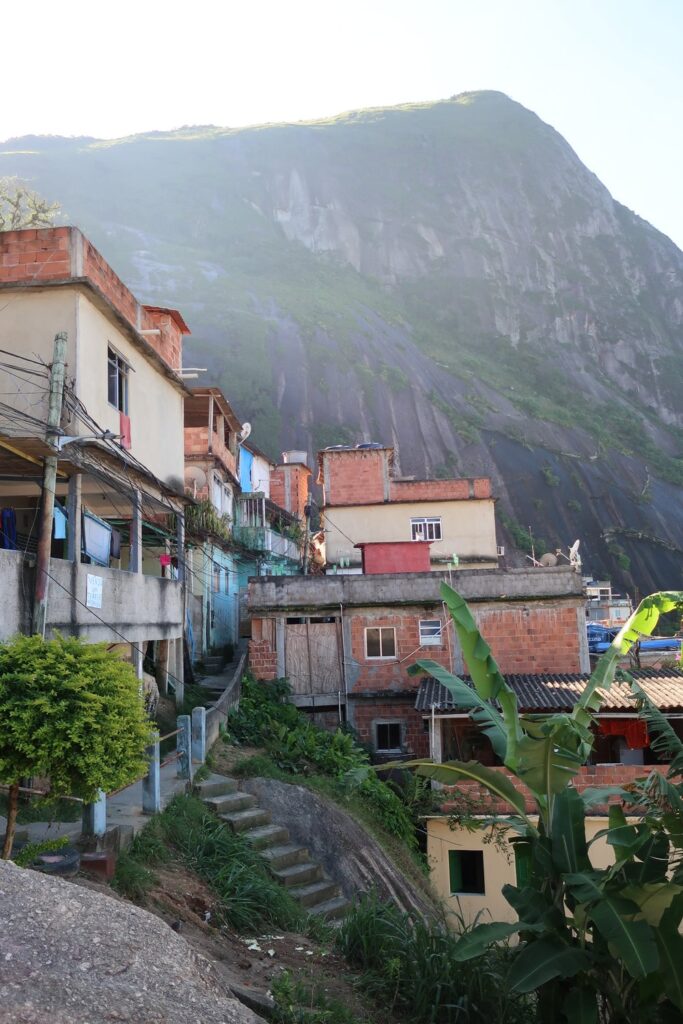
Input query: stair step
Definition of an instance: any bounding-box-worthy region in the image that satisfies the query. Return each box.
[244,824,290,850]
[271,861,322,888]
[289,879,338,908]
[259,843,308,870]
[307,895,351,921]
[204,792,256,815]
[221,807,271,832]
[194,775,238,798]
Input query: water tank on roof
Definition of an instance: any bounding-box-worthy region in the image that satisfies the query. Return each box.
[282,450,309,466]
[355,442,384,449]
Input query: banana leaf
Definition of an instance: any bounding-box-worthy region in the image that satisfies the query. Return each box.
[621,882,683,926]
[408,658,507,759]
[573,592,683,726]
[657,894,683,1012]
[516,716,588,805]
[550,788,590,873]
[440,582,523,764]
[393,758,530,819]
[451,920,538,961]
[632,682,683,778]
[508,937,592,993]
[562,986,598,1024]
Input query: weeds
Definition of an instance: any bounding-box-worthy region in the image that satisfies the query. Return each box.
[336,892,531,1024]
[271,972,369,1024]
[158,794,305,933]
[112,849,157,901]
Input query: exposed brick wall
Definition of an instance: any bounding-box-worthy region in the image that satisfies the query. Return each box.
[271,464,310,521]
[249,619,277,680]
[349,612,452,692]
[0,228,186,374]
[390,477,491,502]
[474,604,582,674]
[440,763,670,816]
[322,449,389,506]
[352,700,430,758]
[143,307,184,373]
[0,227,71,282]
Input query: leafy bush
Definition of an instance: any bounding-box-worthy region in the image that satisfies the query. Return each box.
[337,892,529,1024]
[228,676,417,849]
[0,634,151,858]
[271,972,365,1024]
[112,848,157,901]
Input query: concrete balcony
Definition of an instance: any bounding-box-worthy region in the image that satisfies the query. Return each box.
[233,525,300,563]
[0,548,184,644]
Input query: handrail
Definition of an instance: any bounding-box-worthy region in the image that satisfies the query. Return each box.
[0,783,83,804]
[159,727,182,741]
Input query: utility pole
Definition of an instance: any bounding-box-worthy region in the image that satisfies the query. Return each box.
[32,332,68,637]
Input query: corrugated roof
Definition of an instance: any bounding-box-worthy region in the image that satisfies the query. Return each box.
[415,669,683,714]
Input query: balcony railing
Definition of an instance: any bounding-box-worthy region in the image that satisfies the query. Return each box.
[233,525,300,563]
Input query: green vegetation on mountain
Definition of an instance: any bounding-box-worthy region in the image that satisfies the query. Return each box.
[3,90,683,590]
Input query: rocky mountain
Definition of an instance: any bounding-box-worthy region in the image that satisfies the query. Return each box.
[2,91,683,594]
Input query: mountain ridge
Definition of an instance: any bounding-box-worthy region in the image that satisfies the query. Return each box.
[1,91,682,594]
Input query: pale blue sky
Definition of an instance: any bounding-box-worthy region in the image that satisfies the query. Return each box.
[3,0,682,246]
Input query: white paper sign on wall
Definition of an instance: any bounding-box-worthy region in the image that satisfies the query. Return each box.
[86,574,103,609]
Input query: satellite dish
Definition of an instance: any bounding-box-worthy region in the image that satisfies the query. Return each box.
[184,465,207,497]
[540,552,558,567]
[240,422,252,442]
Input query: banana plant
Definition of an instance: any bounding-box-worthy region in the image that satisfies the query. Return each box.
[391,584,683,1022]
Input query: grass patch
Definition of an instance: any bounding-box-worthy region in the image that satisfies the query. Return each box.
[336,892,531,1024]
[271,972,369,1024]
[112,849,157,901]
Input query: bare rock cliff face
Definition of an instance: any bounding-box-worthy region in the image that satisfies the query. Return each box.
[2,91,683,592]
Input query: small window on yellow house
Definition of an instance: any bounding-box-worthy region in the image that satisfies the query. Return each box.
[448,850,485,895]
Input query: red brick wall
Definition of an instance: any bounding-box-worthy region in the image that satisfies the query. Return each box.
[0,227,71,282]
[322,449,389,506]
[271,464,310,521]
[82,235,140,327]
[353,700,430,758]
[249,618,277,679]
[143,307,183,373]
[269,468,286,512]
[440,763,670,815]
[390,477,492,501]
[474,605,581,674]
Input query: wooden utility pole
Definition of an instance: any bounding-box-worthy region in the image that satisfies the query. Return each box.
[32,332,68,637]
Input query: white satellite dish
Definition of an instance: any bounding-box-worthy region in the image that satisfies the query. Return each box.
[184,465,207,499]
[540,552,558,567]
[240,422,252,442]
[568,539,582,571]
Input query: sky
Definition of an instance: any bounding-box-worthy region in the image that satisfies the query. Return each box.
[3,0,682,247]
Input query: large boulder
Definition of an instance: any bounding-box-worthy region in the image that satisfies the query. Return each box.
[0,860,263,1024]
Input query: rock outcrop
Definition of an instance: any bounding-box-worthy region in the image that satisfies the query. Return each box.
[3,92,683,591]
[0,860,263,1024]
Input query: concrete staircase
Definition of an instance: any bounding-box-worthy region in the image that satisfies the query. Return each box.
[195,774,349,922]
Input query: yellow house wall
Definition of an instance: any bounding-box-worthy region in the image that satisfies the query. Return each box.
[76,294,184,485]
[427,816,617,928]
[324,499,498,567]
[0,288,78,429]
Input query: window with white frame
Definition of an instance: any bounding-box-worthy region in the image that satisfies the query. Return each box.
[411,516,442,541]
[375,721,402,752]
[365,626,396,659]
[419,619,443,646]
[107,347,129,414]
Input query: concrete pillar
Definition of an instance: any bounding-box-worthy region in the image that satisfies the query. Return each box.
[132,643,144,681]
[66,472,82,563]
[142,735,161,814]
[82,790,107,837]
[275,616,286,678]
[155,639,170,697]
[191,706,206,764]
[176,714,193,782]
[430,709,443,763]
[129,488,142,573]
[173,637,184,708]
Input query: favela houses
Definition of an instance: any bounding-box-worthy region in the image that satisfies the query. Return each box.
[3,17,683,1021]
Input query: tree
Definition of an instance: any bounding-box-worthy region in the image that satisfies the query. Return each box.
[0,634,152,858]
[0,177,59,231]
[393,584,683,1022]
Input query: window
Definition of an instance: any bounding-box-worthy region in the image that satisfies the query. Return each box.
[448,850,485,895]
[365,627,396,659]
[212,562,221,593]
[107,347,129,414]
[375,722,402,752]
[419,619,443,646]
[411,517,442,541]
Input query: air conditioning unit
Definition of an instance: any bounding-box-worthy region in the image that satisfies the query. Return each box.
[497,545,505,558]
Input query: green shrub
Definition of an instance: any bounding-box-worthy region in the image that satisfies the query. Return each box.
[336,892,530,1024]
[112,849,157,901]
[271,972,365,1024]
[227,676,417,849]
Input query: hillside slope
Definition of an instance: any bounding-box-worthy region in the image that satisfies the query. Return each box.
[2,91,683,592]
